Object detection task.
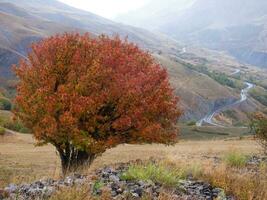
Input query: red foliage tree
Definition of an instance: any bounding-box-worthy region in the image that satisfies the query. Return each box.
[14,33,181,173]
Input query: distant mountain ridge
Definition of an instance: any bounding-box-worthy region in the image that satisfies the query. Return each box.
[117,0,267,68]
[0,0,180,76]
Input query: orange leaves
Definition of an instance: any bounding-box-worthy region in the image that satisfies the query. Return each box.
[112,116,132,131]
[14,33,181,155]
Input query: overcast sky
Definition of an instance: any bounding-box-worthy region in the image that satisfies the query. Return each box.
[58,0,150,19]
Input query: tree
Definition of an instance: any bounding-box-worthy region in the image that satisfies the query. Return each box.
[14,33,181,174]
[250,113,267,154]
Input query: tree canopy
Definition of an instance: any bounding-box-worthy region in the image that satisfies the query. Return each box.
[14,33,181,173]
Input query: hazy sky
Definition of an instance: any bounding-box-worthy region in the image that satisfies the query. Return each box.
[58,0,150,18]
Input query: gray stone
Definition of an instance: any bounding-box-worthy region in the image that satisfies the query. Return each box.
[4,184,17,194]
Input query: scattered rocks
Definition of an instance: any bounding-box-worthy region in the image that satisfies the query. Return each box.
[1,163,235,200]
[1,174,87,200]
[93,164,234,200]
[202,155,267,167]
[247,155,267,166]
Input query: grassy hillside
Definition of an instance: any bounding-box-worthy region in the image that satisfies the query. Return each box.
[154,54,239,120]
[1,131,266,200]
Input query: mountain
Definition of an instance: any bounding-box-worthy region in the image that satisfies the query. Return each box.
[0,0,179,77]
[0,0,263,123]
[117,0,267,68]
[116,0,195,30]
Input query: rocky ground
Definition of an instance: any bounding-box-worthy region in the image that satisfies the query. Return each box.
[202,155,267,166]
[93,164,233,200]
[0,160,238,200]
[2,155,266,200]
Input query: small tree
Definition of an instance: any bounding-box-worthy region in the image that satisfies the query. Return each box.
[14,33,181,174]
[250,113,267,154]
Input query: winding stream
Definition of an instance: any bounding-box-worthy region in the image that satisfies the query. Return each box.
[196,82,255,127]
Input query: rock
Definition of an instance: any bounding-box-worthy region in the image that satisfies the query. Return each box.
[131,192,139,198]
[4,184,17,194]
[212,188,223,196]
[133,188,143,197]
[0,189,8,200]
[110,175,120,183]
[1,162,236,200]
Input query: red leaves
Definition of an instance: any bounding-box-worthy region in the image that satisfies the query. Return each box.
[14,33,181,155]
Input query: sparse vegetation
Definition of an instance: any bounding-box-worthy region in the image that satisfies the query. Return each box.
[0,112,30,133]
[92,180,104,195]
[201,163,267,200]
[250,113,267,154]
[49,185,112,200]
[181,61,241,88]
[249,87,267,106]
[223,151,248,167]
[121,162,184,187]
[0,126,5,135]
[186,120,196,126]
[0,97,12,110]
[2,131,266,199]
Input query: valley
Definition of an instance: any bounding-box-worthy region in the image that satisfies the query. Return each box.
[197,82,255,127]
[0,1,266,200]
[0,1,266,126]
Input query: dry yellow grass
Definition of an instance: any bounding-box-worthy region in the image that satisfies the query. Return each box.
[0,132,261,188]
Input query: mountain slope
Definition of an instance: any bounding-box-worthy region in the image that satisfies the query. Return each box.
[0,0,180,76]
[118,0,267,68]
[0,0,255,122]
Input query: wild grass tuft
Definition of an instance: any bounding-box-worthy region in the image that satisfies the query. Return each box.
[121,162,185,187]
[223,151,248,168]
[49,185,111,200]
[0,126,5,135]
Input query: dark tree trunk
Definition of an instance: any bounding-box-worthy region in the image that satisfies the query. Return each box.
[55,144,95,175]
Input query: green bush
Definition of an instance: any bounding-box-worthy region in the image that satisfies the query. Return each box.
[3,121,30,133]
[92,180,104,195]
[187,121,196,126]
[208,72,236,88]
[183,63,238,88]
[224,152,248,168]
[0,126,5,135]
[249,88,267,106]
[0,98,12,110]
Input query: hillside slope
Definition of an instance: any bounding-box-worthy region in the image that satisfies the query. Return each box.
[0,0,256,122]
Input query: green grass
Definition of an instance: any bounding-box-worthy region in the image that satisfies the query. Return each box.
[0,97,12,110]
[92,180,104,195]
[224,152,248,168]
[180,125,250,140]
[0,126,5,135]
[249,87,267,106]
[121,162,185,187]
[0,110,30,133]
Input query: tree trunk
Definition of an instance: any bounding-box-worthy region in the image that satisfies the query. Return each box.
[56,144,95,175]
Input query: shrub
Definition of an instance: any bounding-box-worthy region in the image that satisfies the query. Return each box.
[187,121,196,126]
[223,151,248,168]
[14,33,181,174]
[0,98,12,110]
[3,120,30,133]
[0,126,5,135]
[249,88,267,106]
[250,113,267,154]
[92,180,104,195]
